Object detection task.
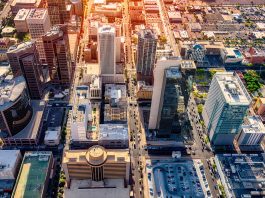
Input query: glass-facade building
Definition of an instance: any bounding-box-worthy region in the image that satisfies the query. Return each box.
[202,72,251,146]
[157,67,182,136]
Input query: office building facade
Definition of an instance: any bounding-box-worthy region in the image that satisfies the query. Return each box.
[136,29,157,82]
[148,58,183,137]
[7,42,44,99]
[62,145,130,184]
[237,116,265,150]
[43,25,72,86]
[202,72,251,146]
[98,26,116,75]
[26,8,51,64]
[47,0,71,25]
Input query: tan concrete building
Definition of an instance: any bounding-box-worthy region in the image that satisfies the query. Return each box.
[26,9,51,64]
[136,81,153,100]
[62,145,130,184]
[10,0,43,15]
[14,9,30,33]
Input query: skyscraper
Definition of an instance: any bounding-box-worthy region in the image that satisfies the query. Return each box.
[43,25,72,86]
[148,58,183,137]
[7,41,44,99]
[202,72,251,146]
[136,29,157,83]
[98,25,116,75]
[26,9,51,64]
[47,0,71,25]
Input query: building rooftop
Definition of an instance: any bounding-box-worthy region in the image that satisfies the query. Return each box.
[138,29,157,40]
[12,100,45,139]
[90,75,101,89]
[44,25,64,37]
[63,148,129,164]
[180,60,196,70]
[0,150,20,180]
[98,25,115,34]
[99,124,128,141]
[0,75,26,111]
[137,81,153,91]
[214,72,251,105]
[12,151,52,198]
[14,9,30,21]
[64,179,129,198]
[11,0,38,6]
[71,86,92,142]
[104,84,126,102]
[27,9,47,20]
[241,116,265,134]
[168,11,181,19]
[8,41,34,53]
[215,154,265,198]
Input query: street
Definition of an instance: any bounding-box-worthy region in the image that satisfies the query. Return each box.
[187,94,220,198]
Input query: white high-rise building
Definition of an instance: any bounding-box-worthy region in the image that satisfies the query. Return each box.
[98,25,116,75]
[26,8,51,64]
[202,72,251,146]
[148,57,182,136]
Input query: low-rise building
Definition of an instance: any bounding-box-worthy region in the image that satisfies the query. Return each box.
[14,9,30,32]
[1,27,16,37]
[189,23,202,32]
[256,22,265,30]
[220,48,243,64]
[243,47,265,65]
[253,97,265,116]
[98,124,128,148]
[12,151,53,198]
[89,75,102,99]
[104,84,127,122]
[70,85,94,147]
[215,154,265,198]
[168,11,182,22]
[180,41,225,56]
[136,81,153,100]
[0,150,22,195]
[237,116,265,151]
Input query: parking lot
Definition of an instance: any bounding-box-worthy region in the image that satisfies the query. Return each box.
[146,159,211,198]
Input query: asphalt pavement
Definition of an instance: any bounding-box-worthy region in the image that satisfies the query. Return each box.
[187,94,220,198]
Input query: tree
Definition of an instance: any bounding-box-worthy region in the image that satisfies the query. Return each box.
[197,104,203,114]
[159,35,167,45]
[59,179,65,187]
[0,138,3,148]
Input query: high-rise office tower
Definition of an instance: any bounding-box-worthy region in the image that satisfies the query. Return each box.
[149,58,183,137]
[98,25,116,75]
[26,9,51,64]
[43,25,72,86]
[136,29,157,83]
[47,0,71,25]
[7,42,44,99]
[202,72,251,146]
